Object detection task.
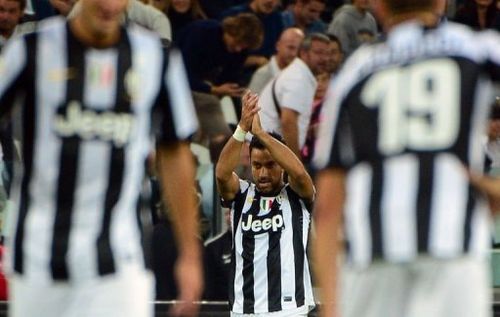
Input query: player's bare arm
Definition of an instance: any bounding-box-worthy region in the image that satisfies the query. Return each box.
[215,91,260,201]
[157,142,203,317]
[312,168,346,317]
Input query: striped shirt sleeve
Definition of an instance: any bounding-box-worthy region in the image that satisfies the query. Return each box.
[0,36,28,119]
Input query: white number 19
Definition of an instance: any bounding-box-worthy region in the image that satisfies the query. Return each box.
[361,59,460,155]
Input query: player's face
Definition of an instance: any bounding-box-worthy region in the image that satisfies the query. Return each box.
[0,0,23,37]
[250,148,284,194]
[79,0,128,40]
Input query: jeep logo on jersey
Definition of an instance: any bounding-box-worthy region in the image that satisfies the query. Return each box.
[241,213,284,234]
[53,101,134,147]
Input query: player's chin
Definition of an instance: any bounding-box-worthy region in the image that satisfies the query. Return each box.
[256,182,273,193]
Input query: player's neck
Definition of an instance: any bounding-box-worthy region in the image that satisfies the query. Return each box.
[385,11,440,31]
[69,17,121,49]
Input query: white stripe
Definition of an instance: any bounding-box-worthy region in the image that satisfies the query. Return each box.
[382,154,418,261]
[67,142,109,281]
[469,201,491,258]
[23,22,66,282]
[429,154,468,257]
[344,163,372,267]
[468,78,493,173]
[166,49,198,140]
[253,227,269,312]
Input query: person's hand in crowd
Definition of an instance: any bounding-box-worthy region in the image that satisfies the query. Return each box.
[469,172,500,213]
[211,83,246,97]
[170,252,203,317]
[239,91,260,132]
[245,55,269,68]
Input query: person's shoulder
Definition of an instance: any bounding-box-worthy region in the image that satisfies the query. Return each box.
[34,16,66,34]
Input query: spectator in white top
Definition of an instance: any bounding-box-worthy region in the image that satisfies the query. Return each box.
[259,33,330,158]
[0,0,24,48]
[327,0,377,57]
[248,27,304,94]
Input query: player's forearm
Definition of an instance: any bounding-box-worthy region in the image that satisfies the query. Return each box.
[312,170,345,317]
[215,137,243,184]
[157,143,201,259]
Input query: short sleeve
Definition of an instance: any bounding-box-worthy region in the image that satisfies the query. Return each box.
[155,48,199,144]
[0,36,29,119]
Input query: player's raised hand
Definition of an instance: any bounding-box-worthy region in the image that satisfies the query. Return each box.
[239,90,260,132]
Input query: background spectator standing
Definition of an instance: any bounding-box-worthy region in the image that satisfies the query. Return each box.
[453,0,500,30]
[326,33,343,75]
[282,0,327,34]
[259,33,330,158]
[248,27,305,93]
[0,0,24,48]
[327,0,378,57]
[151,0,207,42]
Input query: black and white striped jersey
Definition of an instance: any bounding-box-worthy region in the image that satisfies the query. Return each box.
[0,17,198,283]
[313,21,500,267]
[229,180,314,314]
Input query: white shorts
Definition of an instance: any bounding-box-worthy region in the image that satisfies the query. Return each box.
[10,268,154,317]
[340,256,491,317]
[231,304,310,317]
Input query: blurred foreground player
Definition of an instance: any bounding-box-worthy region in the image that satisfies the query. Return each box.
[0,0,202,316]
[312,0,500,316]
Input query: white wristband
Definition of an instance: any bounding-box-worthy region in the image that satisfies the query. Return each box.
[232,125,247,142]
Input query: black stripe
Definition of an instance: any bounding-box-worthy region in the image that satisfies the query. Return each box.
[267,197,282,312]
[14,33,38,274]
[416,154,434,253]
[287,187,305,308]
[96,29,133,276]
[228,184,248,311]
[50,24,85,280]
[242,189,259,314]
[369,161,384,259]
[462,186,476,252]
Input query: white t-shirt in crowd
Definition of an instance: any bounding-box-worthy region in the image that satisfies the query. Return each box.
[259,58,317,149]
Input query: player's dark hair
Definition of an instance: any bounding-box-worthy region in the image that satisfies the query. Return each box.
[249,132,286,155]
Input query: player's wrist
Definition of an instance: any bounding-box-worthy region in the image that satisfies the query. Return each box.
[232,125,247,142]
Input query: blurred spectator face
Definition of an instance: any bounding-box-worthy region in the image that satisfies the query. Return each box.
[252,0,278,15]
[353,0,371,11]
[50,0,77,16]
[275,29,304,68]
[475,0,493,8]
[79,0,128,39]
[223,33,249,53]
[297,0,325,25]
[151,0,168,11]
[0,0,23,38]
[301,39,330,75]
[171,0,191,13]
[314,72,330,101]
[327,39,343,74]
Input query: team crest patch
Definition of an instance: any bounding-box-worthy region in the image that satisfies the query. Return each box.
[259,197,274,215]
